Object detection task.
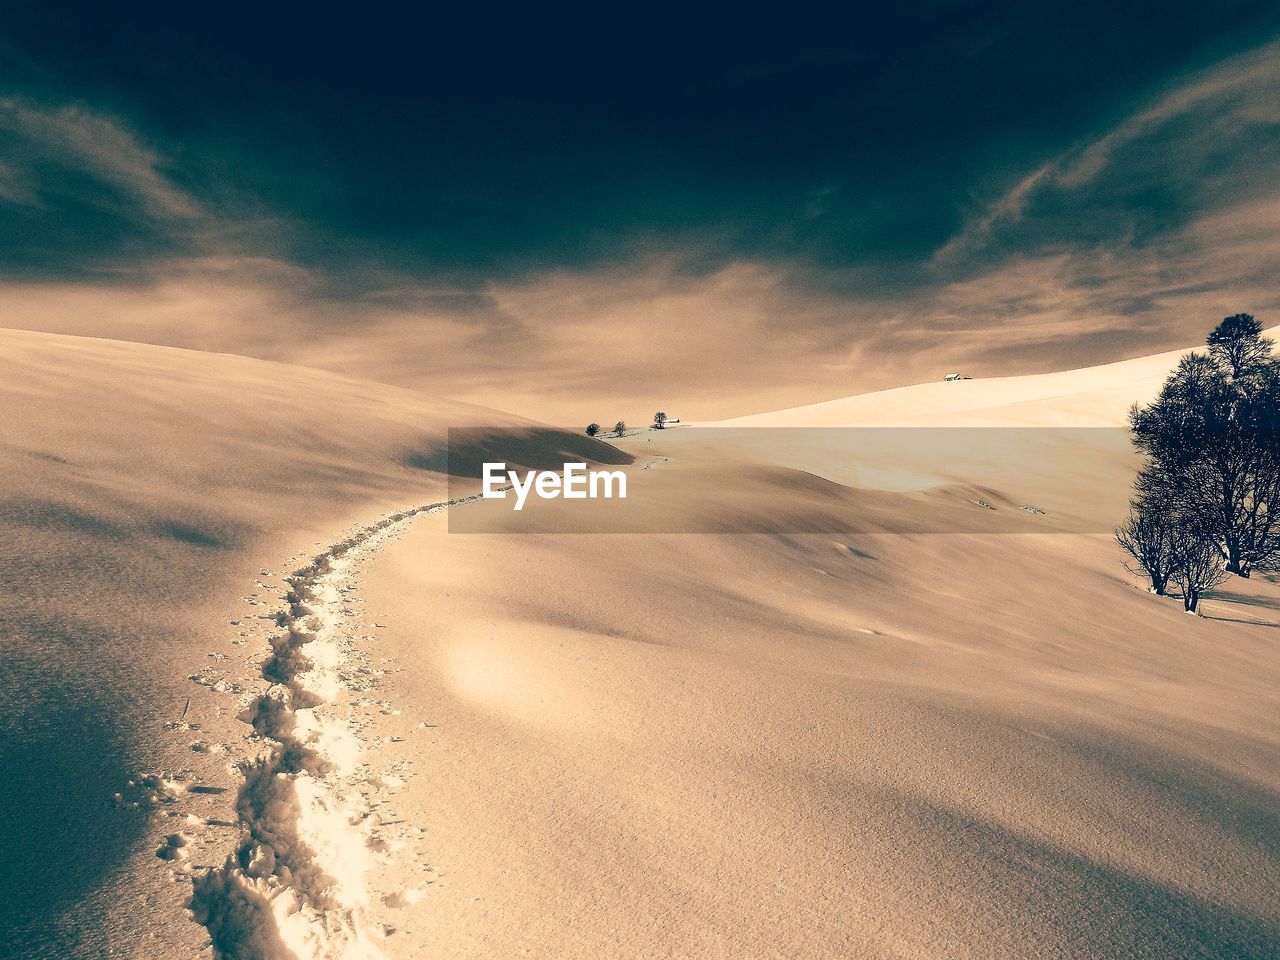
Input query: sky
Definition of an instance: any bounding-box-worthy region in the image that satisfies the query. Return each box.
[2,3,1280,422]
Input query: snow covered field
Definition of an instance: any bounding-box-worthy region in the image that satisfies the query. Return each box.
[3,326,1279,958]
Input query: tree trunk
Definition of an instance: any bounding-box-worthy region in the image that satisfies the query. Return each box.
[1225,538,1245,576]
[1184,590,1199,613]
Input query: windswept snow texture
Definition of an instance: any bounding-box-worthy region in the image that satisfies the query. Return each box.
[190,497,480,960]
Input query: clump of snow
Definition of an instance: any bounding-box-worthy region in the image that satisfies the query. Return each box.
[382,888,425,908]
[156,832,190,861]
[116,773,187,808]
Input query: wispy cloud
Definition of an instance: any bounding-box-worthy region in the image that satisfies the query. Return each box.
[0,98,200,219]
[936,38,1280,265]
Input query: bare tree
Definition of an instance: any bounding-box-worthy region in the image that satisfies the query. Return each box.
[1171,526,1227,614]
[1207,312,1270,379]
[1120,466,1228,612]
[1116,495,1179,595]
[585,422,600,437]
[613,420,626,437]
[654,411,668,430]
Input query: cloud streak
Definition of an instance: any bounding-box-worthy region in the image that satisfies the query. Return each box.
[936,37,1280,266]
[0,98,199,218]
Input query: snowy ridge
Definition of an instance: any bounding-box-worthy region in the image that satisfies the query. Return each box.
[188,494,481,960]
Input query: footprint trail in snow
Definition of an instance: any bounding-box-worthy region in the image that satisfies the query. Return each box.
[175,494,481,960]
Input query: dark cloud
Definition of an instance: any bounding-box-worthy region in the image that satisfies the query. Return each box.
[2,3,1277,280]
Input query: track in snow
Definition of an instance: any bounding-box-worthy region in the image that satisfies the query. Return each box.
[185,493,484,960]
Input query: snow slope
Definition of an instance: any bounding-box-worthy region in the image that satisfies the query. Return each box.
[5,324,1279,959]
[706,328,1280,428]
[360,331,1280,959]
[0,328,616,959]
